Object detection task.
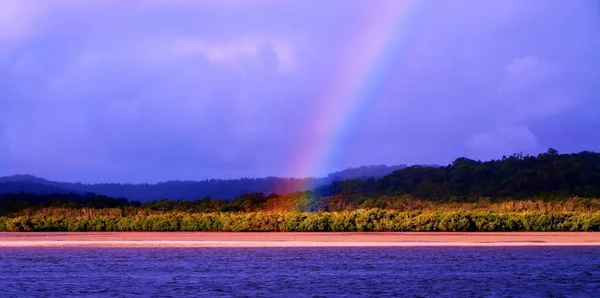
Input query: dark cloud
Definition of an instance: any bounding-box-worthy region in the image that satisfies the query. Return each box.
[1,0,599,182]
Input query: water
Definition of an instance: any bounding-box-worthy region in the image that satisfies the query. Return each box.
[1,247,599,297]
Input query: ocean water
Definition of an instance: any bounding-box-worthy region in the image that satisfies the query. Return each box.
[0,247,599,297]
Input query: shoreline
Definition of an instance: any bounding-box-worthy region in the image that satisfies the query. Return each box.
[1,232,599,247]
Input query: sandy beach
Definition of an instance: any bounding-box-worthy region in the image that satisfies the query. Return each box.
[0,232,598,247]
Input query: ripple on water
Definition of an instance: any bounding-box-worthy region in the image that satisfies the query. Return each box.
[0,247,599,297]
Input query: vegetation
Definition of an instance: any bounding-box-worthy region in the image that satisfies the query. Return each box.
[1,193,599,232]
[2,149,600,232]
[317,149,600,199]
[1,209,598,232]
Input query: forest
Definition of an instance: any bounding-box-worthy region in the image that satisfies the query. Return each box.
[1,149,599,232]
[316,149,600,199]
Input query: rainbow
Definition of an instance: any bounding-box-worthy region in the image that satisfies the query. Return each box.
[287,1,429,186]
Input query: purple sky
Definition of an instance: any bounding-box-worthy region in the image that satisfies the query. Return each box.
[1,0,599,183]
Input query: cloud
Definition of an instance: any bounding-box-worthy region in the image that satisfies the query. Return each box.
[0,1,38,39]
[1,1,599,181]
[497,55,579,121]
[466,125,538,155]
[465,52,585,159]
[0,1,40,57]
[0,0,352,181]
[170,38,296,74]
[498,56,559,96]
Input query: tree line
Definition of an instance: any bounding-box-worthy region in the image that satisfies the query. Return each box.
[2,210,599,232]
[2,149,600,232]
[316,149,600,199]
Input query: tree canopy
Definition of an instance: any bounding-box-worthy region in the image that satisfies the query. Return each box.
[317,149,600,199]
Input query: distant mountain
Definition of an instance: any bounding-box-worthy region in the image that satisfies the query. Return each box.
[0,174,74,195]
[325,164,407,181]
[0,174,52,184]
[0,181,72,195]
[0,164,406,202]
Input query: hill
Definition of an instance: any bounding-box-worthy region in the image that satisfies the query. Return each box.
[317,149,600,199]
[324,164,408,181]
[0,164,406,202]
[0,181,72,195]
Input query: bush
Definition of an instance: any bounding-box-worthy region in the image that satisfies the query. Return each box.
[1,210,599,232]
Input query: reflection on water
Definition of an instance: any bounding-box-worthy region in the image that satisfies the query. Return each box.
[1,247,599,297]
